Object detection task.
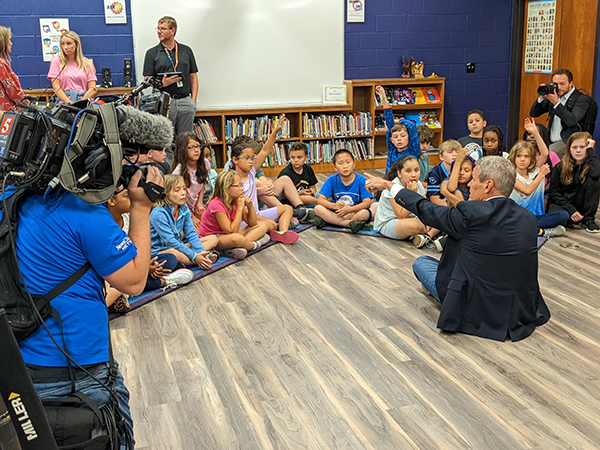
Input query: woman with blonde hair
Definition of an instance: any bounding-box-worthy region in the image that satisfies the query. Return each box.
[47,30,97,103]
[0,25,24,113]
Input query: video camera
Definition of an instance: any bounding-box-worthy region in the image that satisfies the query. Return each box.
[537,82,558,96]
[0,83,173,204]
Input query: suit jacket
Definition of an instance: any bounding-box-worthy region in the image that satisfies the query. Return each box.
[530,89,591,143]
[396,189,550,341]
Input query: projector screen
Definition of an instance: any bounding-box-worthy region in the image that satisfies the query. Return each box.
[130,0,345,109]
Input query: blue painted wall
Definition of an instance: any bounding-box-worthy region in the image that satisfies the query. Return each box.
[2,0,134,90]
[344,0,514,141]
[2,0,599,142]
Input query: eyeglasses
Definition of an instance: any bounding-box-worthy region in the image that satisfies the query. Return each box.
[155,27,172,32]
[230,183,244,189]
[237,156,257,162]
[187,145,202,151]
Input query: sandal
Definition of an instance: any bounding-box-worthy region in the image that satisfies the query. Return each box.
[208,250,220,263]
[107,294,130,314]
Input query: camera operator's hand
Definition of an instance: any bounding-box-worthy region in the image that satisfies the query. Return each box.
[545,89,559,106]
[129,165,163,210]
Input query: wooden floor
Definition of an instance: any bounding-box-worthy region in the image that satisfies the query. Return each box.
[111,170,600,450]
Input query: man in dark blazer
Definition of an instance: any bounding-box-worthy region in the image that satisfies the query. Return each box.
[530,68,591,158]
[366,156,550,342]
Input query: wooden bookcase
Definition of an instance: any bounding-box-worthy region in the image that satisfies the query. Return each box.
[23,79,445,175]
[195,77,445,176]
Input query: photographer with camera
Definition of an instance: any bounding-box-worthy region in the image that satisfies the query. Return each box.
[530,68,592,158]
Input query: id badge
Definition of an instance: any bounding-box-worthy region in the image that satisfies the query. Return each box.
[177,81,183,88]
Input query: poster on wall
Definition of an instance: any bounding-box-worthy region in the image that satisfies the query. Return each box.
[524,0,556,74]
[104,1,128,24]
[347,0,365,23]
[39,18,69,62]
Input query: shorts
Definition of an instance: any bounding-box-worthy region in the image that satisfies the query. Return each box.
[377,219,405,240]
[257,206,280,222]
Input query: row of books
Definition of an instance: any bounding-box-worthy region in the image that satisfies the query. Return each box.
[374,86,442,106]
[307,138,374,164]
[374,111,442,131]
[225,115,291,143]
[193,119,219,143]
[225,143,291,168]
[302,112,371,138]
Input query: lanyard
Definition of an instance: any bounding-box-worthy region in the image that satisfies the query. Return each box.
[163,41,178,71]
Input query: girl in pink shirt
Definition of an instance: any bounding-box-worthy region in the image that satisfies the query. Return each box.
[198,170,270,259]
[47,31,97,103]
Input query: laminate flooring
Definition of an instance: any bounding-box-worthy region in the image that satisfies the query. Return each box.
[111,170,600,450]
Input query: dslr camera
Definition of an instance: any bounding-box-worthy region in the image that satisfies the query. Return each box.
[537,82,558,96]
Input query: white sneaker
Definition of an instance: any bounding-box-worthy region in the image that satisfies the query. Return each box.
[254,233,271,250]
[543,225,566,237]
[162,268,194,290]
[412,234,432,249]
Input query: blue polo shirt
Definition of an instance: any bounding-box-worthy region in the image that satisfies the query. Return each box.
[319,173,373,205]
[16,191,137,367]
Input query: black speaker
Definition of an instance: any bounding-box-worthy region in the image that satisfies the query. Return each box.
[101,68,112,88]
[123,59,132,88]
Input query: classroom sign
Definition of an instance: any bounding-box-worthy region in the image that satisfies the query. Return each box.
[524,0,556,74]
[39,18,69,62]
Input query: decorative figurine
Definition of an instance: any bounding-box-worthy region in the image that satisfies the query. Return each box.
[401,55,413,79]
[412,61,424,78]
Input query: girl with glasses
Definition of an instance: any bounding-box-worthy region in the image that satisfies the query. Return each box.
[198,171,271,259]
[171,131,211,230]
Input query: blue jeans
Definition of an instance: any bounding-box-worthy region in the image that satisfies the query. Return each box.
[144,253,178,291]
[412,256,440,302]
[536,210,569,229]
[33,360,134,449]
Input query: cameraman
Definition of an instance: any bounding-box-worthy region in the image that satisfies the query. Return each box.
[15,165,163,448]
[530,68,591,158]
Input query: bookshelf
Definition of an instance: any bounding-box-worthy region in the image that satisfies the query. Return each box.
[195,78,445,176]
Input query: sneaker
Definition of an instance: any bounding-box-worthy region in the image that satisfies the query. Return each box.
[432,234,447,252]
[290,217,300,229]
[107,294,130,314]
[314,217,327,229]
[269,229,299,244]
[254,233,271,250]
[412,234,432,249]
[223,248,248,259]
[293,206,315,223]
[163,268,194,290]
[349,220,367,234]
[581,219,600,233]
[543,225,566,237]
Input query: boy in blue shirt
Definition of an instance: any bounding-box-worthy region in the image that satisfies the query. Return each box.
[314,149,373,233]
[427,139,460,206]
[375,85,420,174]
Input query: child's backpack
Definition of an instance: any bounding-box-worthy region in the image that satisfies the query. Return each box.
[566,89,598,135]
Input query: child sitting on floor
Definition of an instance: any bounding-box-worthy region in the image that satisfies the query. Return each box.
[547,132,600,232]
[105,183,194,312]
[229,116,299,244]
[202,143,219,204]
[198,170,271,259]
[427,139,460,206]
[441,148,475,207]
[417,125,435,187]
[314,149,373,233]
[375,85,420,174]
[171,131,211,229]
[373,156,436,243]
[458,109,487,159]
[276,142,319,206]
[150,175,219,269]
[482,125,508,158]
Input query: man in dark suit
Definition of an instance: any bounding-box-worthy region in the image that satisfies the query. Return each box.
[530,68,591,158]
[366,156,550,342]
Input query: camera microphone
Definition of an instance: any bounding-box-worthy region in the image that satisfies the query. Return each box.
[116,105,173,154]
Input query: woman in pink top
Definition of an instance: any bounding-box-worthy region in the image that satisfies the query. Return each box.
[47,31,97,103]
[171,131,211,229]
[198,170,270,260]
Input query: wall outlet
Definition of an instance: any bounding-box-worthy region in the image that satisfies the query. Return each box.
[466,62,476,73]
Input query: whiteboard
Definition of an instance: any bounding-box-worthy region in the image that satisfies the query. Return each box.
[130,0,345,109]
